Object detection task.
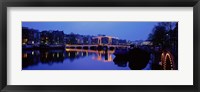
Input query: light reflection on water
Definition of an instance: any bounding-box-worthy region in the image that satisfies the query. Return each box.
[22,49,130,70]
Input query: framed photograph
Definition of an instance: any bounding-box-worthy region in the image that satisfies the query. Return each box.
[0,0,199,92]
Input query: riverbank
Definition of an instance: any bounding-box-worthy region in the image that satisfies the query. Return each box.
[22,45,65,50]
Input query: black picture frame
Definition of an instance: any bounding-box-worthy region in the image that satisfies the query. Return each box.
[0,0,199,92]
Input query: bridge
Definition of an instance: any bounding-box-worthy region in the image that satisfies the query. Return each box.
[66,36,130,50]
[66,44,130,50]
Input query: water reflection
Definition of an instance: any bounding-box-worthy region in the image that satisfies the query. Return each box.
[22,50,65,69]
[22,48,151,70]
[66,49,114,62]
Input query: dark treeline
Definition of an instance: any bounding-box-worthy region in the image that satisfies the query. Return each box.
[148,22,178,51]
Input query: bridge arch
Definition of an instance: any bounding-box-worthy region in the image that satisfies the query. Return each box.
[93,36,115,45]
[161,51,176,70]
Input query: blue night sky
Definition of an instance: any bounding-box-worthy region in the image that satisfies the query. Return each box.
[22,22,159,41]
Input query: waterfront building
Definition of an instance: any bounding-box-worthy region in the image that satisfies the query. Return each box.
[112,38,119,45]
[22,27,40,46]
[40,31,51,45]
[92,38,98,45]
[51,31,64,45]
[118,39,127,45]
[64,34,71,44]
[76,35,84,44]
[141,41,153,46]
[82,36,92,45]
[87,36,92,44]
[40,30,64,45]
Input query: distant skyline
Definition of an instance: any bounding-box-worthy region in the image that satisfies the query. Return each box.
[22,22,159,41]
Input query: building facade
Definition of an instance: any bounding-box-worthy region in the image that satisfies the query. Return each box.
[22,27,40,46]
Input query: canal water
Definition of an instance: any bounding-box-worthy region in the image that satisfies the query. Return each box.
[22,49,133,70]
